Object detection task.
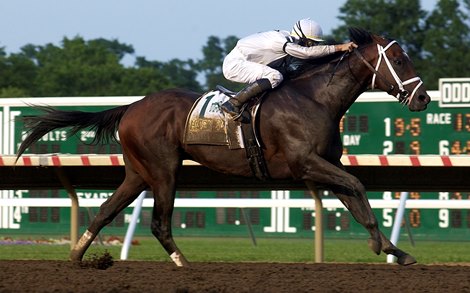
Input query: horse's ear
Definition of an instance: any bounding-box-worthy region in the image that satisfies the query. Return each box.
[348,27,373,46]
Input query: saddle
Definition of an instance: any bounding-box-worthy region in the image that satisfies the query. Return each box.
[183,87,270,180]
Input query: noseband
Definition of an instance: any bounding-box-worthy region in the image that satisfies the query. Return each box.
[354,41,423,105]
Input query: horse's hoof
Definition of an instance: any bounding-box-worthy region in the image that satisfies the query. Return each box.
[170,251,190,267]
[69,250,83,262]
[367,238,381,255]
[397,254,417,266]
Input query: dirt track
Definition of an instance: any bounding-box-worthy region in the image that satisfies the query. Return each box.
[0,260,469,292]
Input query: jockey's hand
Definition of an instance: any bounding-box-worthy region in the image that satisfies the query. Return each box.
[335,42,358,52]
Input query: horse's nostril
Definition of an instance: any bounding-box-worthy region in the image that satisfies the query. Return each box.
[418,95,428,103]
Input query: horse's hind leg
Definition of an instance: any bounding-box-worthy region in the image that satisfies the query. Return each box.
[70,165,146,261]
[148,169,189,267]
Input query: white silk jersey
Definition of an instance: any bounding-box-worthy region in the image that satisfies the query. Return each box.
[222,30,336,88]
[235,30,336,65]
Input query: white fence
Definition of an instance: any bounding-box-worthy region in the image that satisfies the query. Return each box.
[1,197,470,209]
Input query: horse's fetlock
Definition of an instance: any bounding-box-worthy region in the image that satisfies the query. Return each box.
[364,215,378,229]
[367,238,382,255]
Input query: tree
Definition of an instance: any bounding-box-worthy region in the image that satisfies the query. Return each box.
[332,0,426,61]
[332,0,470,89]
[0,34,247,97]
[0,48,37,97]
[109,66,174,96]
[420,0,470,88]
[90,38,134,60]
[196,35,241,91]
[135,57,203,92]
[13,36,176,96]
[0,36,207,97]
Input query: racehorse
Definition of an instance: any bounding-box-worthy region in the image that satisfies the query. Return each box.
[17,27,430,266]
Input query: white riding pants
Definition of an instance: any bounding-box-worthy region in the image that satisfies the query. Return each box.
[222,47,283,88]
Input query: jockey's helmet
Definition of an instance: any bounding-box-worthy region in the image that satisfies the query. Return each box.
[291,18,324,43]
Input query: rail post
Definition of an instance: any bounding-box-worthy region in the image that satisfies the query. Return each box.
[387,191,408,263]
[55,168,79,247]
[306,182,323,263]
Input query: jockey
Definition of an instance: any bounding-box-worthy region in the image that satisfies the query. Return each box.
[221,18,358,120]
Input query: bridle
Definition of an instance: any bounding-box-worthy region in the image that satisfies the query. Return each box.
[354,40,423,105]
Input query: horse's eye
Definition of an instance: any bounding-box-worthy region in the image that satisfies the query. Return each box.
[394,59,402,66]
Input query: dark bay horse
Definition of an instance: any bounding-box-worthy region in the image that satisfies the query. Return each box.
[17,28,430,266]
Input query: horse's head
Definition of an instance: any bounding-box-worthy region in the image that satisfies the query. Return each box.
[349,27,430,111]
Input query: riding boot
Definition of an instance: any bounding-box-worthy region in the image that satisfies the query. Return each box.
[221,79,272,120]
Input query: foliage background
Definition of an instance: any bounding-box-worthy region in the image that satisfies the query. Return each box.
[1,0,469,97]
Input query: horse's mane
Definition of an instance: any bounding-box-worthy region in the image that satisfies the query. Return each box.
[286,27,376,79]
[348,27,374,47]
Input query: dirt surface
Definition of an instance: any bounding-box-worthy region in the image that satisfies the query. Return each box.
[0,260,469,293]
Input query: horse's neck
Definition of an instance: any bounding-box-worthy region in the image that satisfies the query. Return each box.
[289,61,370,120]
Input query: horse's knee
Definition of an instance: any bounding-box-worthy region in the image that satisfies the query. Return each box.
[353,179,366,196]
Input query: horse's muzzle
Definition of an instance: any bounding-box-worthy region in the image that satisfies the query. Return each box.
[409,92,431,111]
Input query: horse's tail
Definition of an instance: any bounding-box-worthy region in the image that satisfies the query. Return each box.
[16,105,130,160]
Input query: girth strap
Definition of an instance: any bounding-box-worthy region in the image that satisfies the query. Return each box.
[240,122,270,181]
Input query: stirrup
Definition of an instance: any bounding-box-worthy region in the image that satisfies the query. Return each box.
[221,104,243,121]
[230,103,249,121]
[221,101,239,115]
[221,104,242,120]
[231,112,243,121]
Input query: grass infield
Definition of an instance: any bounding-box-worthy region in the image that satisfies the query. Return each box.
[0,237,468,264]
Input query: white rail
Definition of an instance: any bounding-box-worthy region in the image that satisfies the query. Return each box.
[1,197,470,209]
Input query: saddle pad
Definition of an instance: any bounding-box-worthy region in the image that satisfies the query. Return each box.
[183,90,244,148]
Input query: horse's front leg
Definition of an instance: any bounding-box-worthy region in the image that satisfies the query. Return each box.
[298,156,383,255]
[327,184,383,255]
[322,168,415,265]
[321,158,416,265]
[379,231,417,265]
